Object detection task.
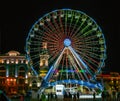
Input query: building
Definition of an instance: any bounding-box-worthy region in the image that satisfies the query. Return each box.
[97,72,120,91]
[0,50,120,96]
[39,42,49,78]
[0,50,28,95]
[27,42,49,91]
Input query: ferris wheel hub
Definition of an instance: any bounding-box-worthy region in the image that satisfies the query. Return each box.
[64,38,71,47]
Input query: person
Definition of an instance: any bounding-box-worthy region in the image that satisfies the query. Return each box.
[40,92,46,101]
[69,92,72,99]
[101,91,105,101]
[77,92,79,99]
[20,95,24,101]
[50,92,53,99]
[93,92,96,100]
[37,94,39,100]
[112,90,116,100]
[106,91,110,101]
[117,91,120,101]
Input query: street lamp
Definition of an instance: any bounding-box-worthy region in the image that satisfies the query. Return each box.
[37,82,41,87]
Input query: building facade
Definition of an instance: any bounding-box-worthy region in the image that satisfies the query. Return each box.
[0,51,28,95]
[97,72,120,92]
[27,42,49,91]
[0,50,120,95]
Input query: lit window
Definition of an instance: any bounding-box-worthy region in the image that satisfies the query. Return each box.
[6,60,9,64]
[11,60,14,63]
[2,60,4,63]
[16,60,18,64]
[26,61,28,64]
[21,60,24,63]
[9,53,17,56]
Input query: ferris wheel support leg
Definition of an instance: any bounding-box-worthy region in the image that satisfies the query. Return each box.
[44,65,54,81]
[43,47,66,82]
[68,46,94,79]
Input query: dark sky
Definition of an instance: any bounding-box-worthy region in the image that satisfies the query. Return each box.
[0,1,120,72]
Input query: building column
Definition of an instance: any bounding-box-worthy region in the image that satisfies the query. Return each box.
[6,65,9,77]
[15,65,18,77]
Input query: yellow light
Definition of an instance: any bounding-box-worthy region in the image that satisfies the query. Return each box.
[25,79,28,84]
[7,60,9,64]
[40,70,47,72]
[2,60,4,63]
[7,79,9,81]
[26,61,28,64]
[37,82,41,87]
[28,72,31,76]
[14,79,16,82]
[16,60,18,64]
[29,83,32,87]
[10,79,13,81]
[40,73,46,76]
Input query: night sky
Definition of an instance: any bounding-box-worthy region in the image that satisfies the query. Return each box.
[0,1,120,72]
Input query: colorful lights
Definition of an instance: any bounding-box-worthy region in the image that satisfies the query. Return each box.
[52,69,85,73]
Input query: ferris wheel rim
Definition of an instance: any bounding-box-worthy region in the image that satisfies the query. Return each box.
[25,8,106,78]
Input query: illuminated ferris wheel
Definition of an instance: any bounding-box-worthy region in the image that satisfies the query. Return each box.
[26,9,106,86]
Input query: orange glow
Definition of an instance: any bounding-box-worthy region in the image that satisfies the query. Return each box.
[98,74,110,77]
[40,73,46,76]
[7,79,9,81]
[6,78,16,86]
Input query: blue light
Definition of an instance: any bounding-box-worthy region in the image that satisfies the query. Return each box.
[64,38,71,47]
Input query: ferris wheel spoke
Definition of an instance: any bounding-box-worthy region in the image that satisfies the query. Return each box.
[52,14,63,39]
[76,48,101,60]
[83,57,99,73]
[42,35,59,44]
[58,11,65,35]
[68,46,91,81]
[69,46,95,77]
[82,35,99,42]
[49,51,60,63]
[84,59,97,72]
[59,54,65,80]
[82,54,100,70]
[35,27,60,42]
[48,43,61,51]
[64,11,68,35]
[40,20,56,34]
[85,54,100,66]
[77,49,101,64]
[30,54,39,60]
[82,29,95,37]
[69,15,80,38]
[39,22,60,40]
[67,11,74,37]
[72,23,87,38]
[30,48,40,52]
[45,25,59,39]
[67,10,82,37]
[32,61,40,68]
[83,32,103,42]
[71,14,88,38]
[45,17,62,39]
[68,54,88,81]
[80,23,92,34]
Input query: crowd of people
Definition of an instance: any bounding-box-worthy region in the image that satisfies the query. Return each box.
[37,89,120,101]
[101,90,120,101]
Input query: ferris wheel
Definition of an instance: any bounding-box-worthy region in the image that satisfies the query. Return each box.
[26,9,106,84]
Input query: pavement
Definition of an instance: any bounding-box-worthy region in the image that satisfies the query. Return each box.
[10,97,102,101]
[10,94,114,101]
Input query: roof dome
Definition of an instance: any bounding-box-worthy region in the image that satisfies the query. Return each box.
[6,50,20,56]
